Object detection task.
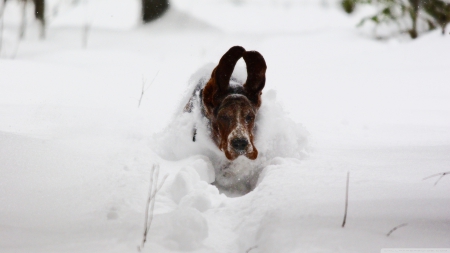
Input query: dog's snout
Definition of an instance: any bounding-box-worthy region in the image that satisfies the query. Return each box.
[231,138,248,151]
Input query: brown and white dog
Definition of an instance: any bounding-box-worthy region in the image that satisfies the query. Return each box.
[185,46,267,162]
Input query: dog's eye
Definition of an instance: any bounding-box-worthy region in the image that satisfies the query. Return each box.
[245,115,254,123]
[219,115,230,122]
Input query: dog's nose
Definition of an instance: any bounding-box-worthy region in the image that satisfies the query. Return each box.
[231,138,248,151]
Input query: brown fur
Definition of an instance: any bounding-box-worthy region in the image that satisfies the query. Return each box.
[200,46,267,160]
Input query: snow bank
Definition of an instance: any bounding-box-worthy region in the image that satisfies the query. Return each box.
[150,207,208,250]
[141,157,227,251]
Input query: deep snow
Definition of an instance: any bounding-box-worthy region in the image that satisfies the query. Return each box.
[0,0,449,252]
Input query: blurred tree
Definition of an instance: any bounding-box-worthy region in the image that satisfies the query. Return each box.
[341,0,356,14]
[423,0,450,34]
[33,0,45,38]
[142,0,169,23]
[3,0,45,38]
[341,0,449,39]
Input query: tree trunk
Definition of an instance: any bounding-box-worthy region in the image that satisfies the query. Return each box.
[142,0,169,23]
[408,0,419,39]
[33,0,45,38]
[19,0,26,39]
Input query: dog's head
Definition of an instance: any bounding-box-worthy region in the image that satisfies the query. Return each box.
[202,46,267,161]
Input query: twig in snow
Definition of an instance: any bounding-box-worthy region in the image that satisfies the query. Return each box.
[423,171,450,186]
[246,245,258,253]
[139,165,155,251]
[138,163,168,251]
[341,171,349,228]
[386,223,407,236]
[138,71,159,108]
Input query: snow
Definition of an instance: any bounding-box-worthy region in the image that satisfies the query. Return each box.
[1,0,450,252]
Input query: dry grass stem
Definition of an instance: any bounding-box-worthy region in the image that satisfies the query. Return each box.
[423,171,450,186]
[386,223,408,237]
[138,164,168,251]
[342,171,349,228]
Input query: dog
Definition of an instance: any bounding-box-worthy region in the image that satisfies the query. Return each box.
[185,46,267,162]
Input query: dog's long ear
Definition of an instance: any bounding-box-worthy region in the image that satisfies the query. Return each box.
[203,46,245,114]
[214,46,246,91]
[243,51,267,107]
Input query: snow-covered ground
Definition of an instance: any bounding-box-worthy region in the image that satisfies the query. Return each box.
[1,0,449,252]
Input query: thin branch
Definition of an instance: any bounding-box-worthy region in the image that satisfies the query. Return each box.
[146,166,159,233]
[342,171,350,228]
[246,245,258,253]
[146,175,168,233]
[138,164,168,251]
[138,77,146,108]
[145,70,159,92]
[386,223,407,236]
[147,172,168,202]
[138,70,159,108]
[423,171,450,186]
[140,165,155,250]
